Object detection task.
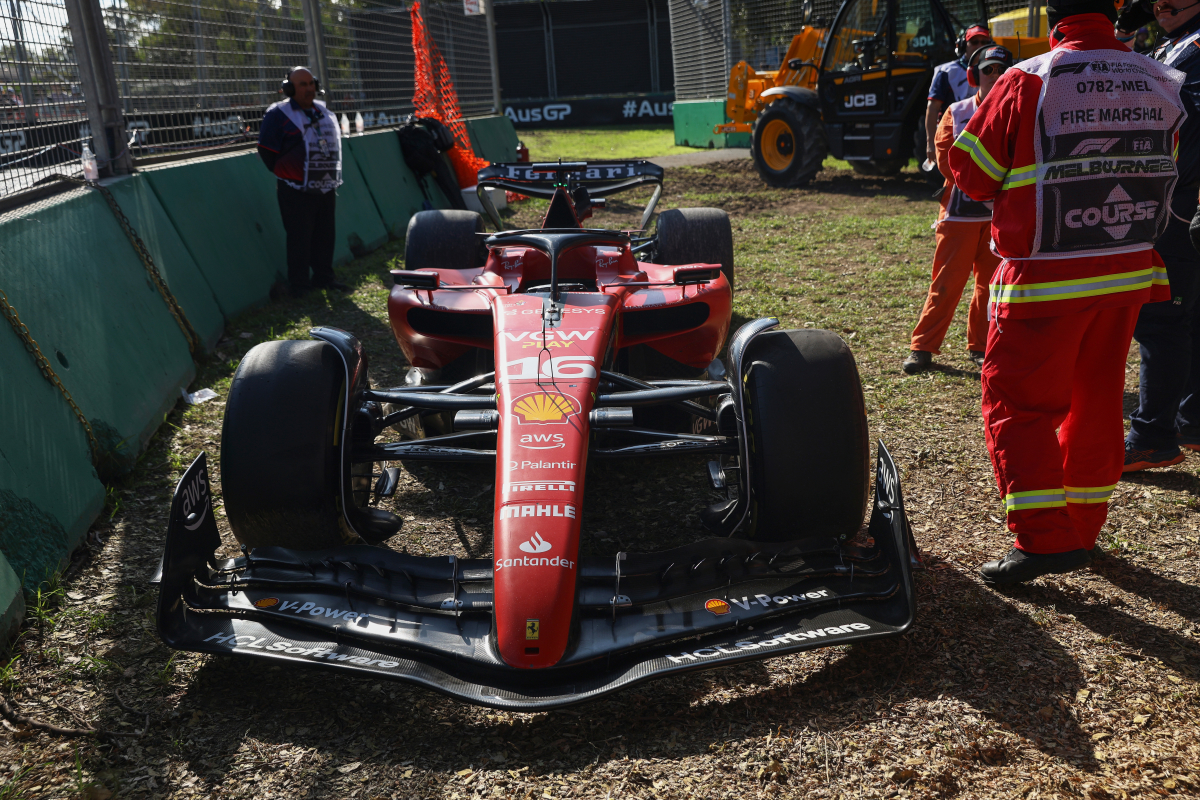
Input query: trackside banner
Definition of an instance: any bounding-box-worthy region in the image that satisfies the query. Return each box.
[503,94,674,129]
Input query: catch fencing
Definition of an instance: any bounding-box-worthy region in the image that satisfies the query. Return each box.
[0,0,497,201]
[493,0,672,102]
[670,0,1043,102]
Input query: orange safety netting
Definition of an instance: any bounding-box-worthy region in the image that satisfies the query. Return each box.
[411,1,490,189]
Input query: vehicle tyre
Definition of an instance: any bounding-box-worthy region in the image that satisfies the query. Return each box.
[404,209,486,272]
[221,339,353,550]
[751,98,827,188]
[654,207,735,290]
[741,329,869,541]
[850,158,905,177]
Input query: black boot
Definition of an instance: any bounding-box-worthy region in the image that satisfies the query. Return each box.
[979,547,1091,586]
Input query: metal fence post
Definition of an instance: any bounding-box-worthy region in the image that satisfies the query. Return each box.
[541,0,557,100]
[484,0,502,113]
[301,0,331,94]
[63,0,132,176]
[1027,0,1042,38]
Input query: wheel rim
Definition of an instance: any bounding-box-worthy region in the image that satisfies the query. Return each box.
[761,119,796,172]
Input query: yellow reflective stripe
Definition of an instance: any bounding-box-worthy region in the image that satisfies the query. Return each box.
[1001,164,1037,190]
[1152,265,1169,285]
[1005,489,1067,511]
[954,130,1006,182]
[990,268,1159,304]
[1064,484,1117,504]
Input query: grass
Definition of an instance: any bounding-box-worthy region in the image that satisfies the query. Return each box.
[517,125,698,160]
[0,158,1195,800]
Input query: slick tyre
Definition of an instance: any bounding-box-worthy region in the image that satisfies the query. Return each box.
[850,158,905,177]
[405,209,486,272]
[221,339,351,550]
[742,329,869,541]
[751,98,827,188]
[654,208,735,290]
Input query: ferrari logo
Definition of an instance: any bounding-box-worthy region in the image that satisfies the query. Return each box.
[526,619,540,640]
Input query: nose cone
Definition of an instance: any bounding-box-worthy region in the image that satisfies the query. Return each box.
[493,513,579,667]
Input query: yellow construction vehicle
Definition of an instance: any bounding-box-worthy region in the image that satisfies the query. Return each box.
[718,0,1052,187]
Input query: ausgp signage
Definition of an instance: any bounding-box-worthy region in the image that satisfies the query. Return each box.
[504,93,674,129]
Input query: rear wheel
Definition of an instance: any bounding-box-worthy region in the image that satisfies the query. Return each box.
[405,209,486,271]
[741,329,869,542]
[751,98,827,188]
[850,158,905,177]
[654,207,735,290]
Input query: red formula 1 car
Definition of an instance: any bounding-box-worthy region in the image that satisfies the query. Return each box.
[156,161,916,709]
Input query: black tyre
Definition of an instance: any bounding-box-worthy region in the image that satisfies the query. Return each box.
[221,339,353,550]
[741,329,869,542]
[751,98,827,188]
[654,207,735,290]
[405,209,486,271]
[850,158,905,177]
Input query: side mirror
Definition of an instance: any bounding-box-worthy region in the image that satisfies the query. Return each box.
[391,270,439,289]
[673,266,722,286]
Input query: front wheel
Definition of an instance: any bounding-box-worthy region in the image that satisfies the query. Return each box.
[751,98,827,188]
[741,329,869,542]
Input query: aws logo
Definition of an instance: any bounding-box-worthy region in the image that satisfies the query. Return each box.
[511,391,581,425]
[519,433,565,450]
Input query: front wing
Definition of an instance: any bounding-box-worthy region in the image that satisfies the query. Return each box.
[156,445,916,710]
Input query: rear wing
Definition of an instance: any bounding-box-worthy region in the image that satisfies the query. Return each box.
[475,160,665,231]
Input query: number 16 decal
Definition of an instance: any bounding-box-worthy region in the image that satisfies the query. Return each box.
[505,356,597,379]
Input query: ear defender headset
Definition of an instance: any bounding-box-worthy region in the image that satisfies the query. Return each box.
[967,45,1014,88]
[281,67,320,98]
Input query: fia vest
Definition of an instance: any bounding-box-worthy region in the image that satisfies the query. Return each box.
[277,100,342,193]
[944,95,994,222]
[1014,47,1186,259]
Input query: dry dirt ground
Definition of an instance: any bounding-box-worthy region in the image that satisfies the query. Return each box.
[2,160,1197,800]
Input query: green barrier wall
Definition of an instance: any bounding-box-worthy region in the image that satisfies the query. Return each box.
[673,100,750,149]
[0,116,514,633]
[465,115,519,163]
[105,174,225,350]
[344,130,432,238]
[328,147,389,263]
[144,153,288,319]
[0,185,197,468]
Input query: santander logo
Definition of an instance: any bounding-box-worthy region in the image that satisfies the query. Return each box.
[519,532,552,554]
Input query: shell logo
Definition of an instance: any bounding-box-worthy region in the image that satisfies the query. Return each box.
[704,598,731,615]
[511,391,579,425]
[254,597,280,609]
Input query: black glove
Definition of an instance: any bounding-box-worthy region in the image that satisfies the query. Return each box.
[1116,0,1154,34]
[1190,202,1200,257]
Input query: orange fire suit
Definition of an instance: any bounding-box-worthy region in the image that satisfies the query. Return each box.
[949,15,1182,554]
[910,93,997,355]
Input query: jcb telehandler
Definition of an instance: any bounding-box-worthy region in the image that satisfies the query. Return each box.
[717,0,1051,187]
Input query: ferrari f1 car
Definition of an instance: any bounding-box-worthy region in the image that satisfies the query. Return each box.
[157,160,916,710]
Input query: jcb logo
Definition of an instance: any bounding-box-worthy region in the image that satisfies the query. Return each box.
[844,94,877,109]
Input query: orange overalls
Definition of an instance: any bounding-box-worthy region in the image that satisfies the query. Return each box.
[909,93,997,355]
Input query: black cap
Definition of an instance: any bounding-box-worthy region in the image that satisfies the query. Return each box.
[1046,0,1119,27]
[975,45,1015,70]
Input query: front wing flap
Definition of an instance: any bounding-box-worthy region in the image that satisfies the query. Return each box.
[157,444,916,710]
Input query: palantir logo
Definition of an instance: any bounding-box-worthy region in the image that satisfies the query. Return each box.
[519,532,552,554]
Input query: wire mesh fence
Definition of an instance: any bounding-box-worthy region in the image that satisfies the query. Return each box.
[671,0,1043,102]
[0,0,90,196]
[0,0,495,200]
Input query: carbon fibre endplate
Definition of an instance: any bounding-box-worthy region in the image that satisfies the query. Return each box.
[156,445,916,710]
